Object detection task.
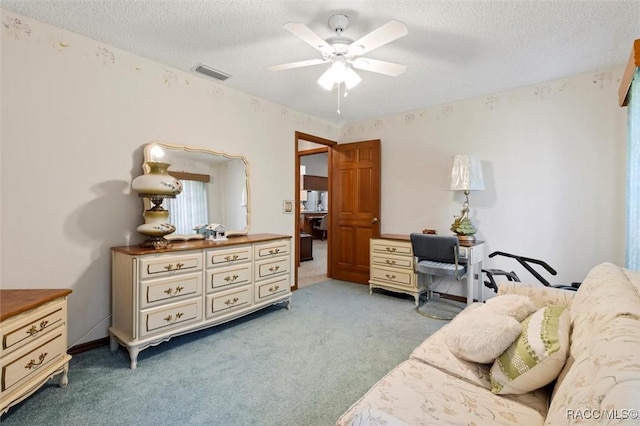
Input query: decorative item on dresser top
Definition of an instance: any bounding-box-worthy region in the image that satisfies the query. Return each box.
[0,289,72,415]
[369,234,485,306]
[131,160,183,249]
[110,234,292,369]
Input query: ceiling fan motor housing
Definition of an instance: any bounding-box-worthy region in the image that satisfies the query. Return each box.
[328,14,349,33]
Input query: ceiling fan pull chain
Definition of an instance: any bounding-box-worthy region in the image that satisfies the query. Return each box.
[337,83,341,114]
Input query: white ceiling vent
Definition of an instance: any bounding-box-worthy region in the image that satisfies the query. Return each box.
[193,64,231,81]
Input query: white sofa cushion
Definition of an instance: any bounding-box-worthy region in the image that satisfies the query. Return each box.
[490,305,570,395]
[545,315,640,425]
[445,310,522,364]
[410,304,494,390]
[483,293,536,321]
[497,282,574,310]
[336,359,549,426]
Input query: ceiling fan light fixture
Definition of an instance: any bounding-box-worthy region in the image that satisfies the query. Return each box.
[318,67,336,90]
[345,67,362,90]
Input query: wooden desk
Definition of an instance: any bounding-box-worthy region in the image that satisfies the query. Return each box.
[301,212,328,239]
[370,234,485,306]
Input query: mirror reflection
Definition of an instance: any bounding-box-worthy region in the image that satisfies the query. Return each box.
[143,141,250,238]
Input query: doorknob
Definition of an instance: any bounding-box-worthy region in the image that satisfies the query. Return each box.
[371,217,379,224]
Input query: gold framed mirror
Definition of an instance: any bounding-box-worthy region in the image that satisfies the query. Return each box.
[142,141,251,238]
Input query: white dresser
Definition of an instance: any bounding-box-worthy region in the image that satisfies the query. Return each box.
[0,289,72,415]
[369,234,485,306]
[110,234,291,369]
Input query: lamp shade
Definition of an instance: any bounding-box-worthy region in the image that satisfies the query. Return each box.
[449,155,485,191]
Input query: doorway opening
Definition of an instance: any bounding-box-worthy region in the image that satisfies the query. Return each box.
[293,132,336,290]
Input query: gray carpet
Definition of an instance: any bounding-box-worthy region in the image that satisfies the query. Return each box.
[2,280,448,426]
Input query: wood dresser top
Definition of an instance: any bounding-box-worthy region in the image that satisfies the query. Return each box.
[112,233,292,255]
[0,289,72,321]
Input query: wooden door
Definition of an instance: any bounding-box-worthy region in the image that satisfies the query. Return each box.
[330,140,381,284]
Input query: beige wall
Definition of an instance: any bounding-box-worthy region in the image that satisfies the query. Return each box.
[0,10,339,345]
[1,10,628,344]
[339,67,626,298]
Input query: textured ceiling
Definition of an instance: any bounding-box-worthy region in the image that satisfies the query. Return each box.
[2,0,639,124]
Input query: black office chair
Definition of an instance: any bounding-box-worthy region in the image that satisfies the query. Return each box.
[410,233,468,319]
[482,251,581,293]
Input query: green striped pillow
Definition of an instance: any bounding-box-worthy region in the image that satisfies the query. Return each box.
[490,305,570,395]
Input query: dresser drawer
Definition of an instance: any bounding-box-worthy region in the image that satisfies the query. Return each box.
[255,275,290,302]
[205,286,252,319]
[1,330,66,392]
[139,298,202,338]
[205,245,252,268]
[254,257,290,281]
[140,272,202,308]
[371,239,412,256]
[370,266,416,289]
[254,239,290,260]
[206,263,252,292]
[371,252,414,270]
[139,251,203,279]
[1,299,66,357]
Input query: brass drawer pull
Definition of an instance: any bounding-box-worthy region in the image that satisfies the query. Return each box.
[385,274,396,280]
[268,248,281,255]
[224,254,239,262]
[25,352,48,370]
[224,274,239,283]
[163,286,184,296]
[26,320,49,336]
[224,297,240,306]
[385,260,397,265]
[163,262,186,271]
[268,285,280,293]
[385,247,397,252]
[163,312,184,323]
[268,266,280,273]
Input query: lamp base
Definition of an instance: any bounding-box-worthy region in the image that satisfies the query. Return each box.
[139,237,173,250]
[456,234,476,242]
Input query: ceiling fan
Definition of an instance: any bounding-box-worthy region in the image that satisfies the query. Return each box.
[268,14,408,92]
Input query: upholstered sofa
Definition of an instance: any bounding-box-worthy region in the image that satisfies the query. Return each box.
[337,262,640,425]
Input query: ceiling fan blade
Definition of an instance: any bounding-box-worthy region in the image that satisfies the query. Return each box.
[267,58,328,71]
[283,22,333,54]
[348,20,408,56]
[351,58,407,76]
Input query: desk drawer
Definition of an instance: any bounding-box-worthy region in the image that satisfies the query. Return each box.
[371,252,414,270]
[1,331,66,392]
[1,299,66,357]
[371,240,412,256]
[371,266,416,289]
